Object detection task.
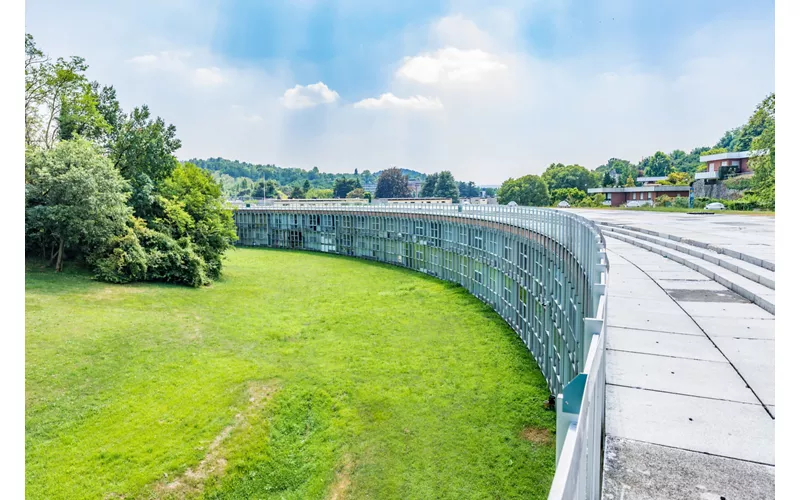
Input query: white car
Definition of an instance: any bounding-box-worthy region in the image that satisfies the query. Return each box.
[625,200,651,208]
[704,202,726,210]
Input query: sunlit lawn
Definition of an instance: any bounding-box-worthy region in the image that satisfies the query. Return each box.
[26,248,556,499]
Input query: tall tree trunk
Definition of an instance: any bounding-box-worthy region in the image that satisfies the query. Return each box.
[48,242,57,266]
[55,238,64,272]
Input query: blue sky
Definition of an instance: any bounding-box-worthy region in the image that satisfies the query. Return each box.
[26,0,775,183]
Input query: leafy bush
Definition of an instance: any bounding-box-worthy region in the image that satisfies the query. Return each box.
[654,195,673,207]
[672,195,689,208]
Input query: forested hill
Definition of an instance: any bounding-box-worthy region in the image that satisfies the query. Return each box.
[188,157,427,189]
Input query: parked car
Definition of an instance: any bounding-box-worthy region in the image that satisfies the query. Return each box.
[625,200,651,208]
[557,200,570,208]
[704,202,726,210]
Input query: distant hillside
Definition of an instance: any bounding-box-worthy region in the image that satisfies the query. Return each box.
[188,157,427,188]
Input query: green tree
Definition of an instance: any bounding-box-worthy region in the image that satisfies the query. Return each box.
[25,34,92,149]
[375,168,411,198]
[109,105,181,217]
[749,93,775,209]
[625,176,635,187]
[421,173,439,197]
[601,171,613,187]
[333,177,362,198]
[306,188,333,199]
[496,175,550,206]
[290,186,305,199]
[302,180,311,194]
[550,187,587,205]
[641,151,673,177]
[434,171,460,202]
[155,162,238,279]
[346,188,366,199]
[542,163,599,192]
[252,179,280,198]
[25,138,132,271]
[656,172,691,185]
[457,181,481,198]
[714,128,741,151]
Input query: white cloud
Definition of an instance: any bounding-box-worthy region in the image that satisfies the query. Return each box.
[126,51,191,72]
[354,93,443,110]
[397,48,507,84]
[192,67,225,87]
[280,82,340,109]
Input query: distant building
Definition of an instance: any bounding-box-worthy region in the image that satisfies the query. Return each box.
[407,180,424,197]
[587,186,691,207]
[696,150,766,181]
[374,197,452,205]
[242,198,369,208]
[636,176,668,185]
[363,183,377,194]
[461,197,495,205]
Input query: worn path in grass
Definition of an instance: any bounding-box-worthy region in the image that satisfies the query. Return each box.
[26,248,556,500]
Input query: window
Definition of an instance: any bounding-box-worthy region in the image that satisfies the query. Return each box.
[473,230,483,249]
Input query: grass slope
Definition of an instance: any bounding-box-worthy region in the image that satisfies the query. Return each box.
[26,248,556,499]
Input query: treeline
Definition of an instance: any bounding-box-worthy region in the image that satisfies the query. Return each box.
[498,93,776,209]
[193,157,495,200]
[25,34,237,286]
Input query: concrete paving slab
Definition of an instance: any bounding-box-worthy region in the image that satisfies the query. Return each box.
[606,385,774,464]
[607,350,758,404]
[607,286,666,300]
[608,295,687,315]
[606,327,725,362]
[714,338,775,406]
[607,306,703,336]
[658,279,728,291]
[602,436,775,500]
[692,316,775,340]
[646,270,712,281]
[678,301,774,320]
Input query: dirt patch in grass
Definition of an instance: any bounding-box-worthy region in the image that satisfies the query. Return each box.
[520,427,554,446]
[150,381,278,499]
[327,455,354,500]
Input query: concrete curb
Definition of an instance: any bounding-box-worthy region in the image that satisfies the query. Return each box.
[596,222,775,272]
[603,231,775,315]
[600,225,775,290]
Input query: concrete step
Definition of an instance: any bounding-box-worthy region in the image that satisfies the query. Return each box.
[600,225,775,290]
[602,230,775,315]
[596,221,775,272]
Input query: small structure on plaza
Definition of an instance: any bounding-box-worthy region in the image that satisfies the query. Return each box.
[587,185,691,207]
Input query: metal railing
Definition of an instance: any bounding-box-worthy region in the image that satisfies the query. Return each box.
[233,204,608,499]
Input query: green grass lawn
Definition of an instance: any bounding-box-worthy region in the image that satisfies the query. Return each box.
[26,248,556,500]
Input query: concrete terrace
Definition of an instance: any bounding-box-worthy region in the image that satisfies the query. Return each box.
[568,209,775,499]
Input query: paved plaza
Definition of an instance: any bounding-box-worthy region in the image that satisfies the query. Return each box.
[566,209,775,499]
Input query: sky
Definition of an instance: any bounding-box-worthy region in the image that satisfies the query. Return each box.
[25,0,775,184]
